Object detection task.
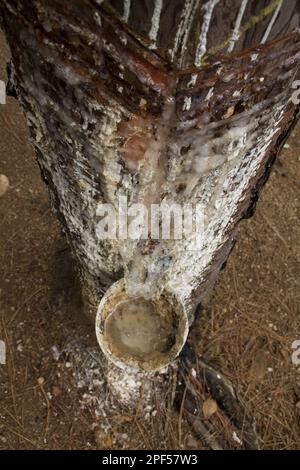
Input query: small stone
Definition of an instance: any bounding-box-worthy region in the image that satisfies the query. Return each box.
[0,174,9,197]
[232,431,243,446]
[203,398,218,419]
[37,377,45,386]
[51,345,60,361]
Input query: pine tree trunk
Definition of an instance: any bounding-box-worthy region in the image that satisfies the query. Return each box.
[0,0,299,375]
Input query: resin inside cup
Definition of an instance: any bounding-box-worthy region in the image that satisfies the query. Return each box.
[96,280,188,371]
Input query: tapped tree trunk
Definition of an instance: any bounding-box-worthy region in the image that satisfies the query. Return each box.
[0,0,299,381]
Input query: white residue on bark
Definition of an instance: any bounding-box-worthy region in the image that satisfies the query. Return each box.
[261,0,283,44]
[122,0,131,23]
[227,0,249,52]
[194,0,221,66]
[148,0,163,49]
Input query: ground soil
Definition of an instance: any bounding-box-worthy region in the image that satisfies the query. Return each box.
[0,32,300,450]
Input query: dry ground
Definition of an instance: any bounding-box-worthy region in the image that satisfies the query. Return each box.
[0,32,300,450]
